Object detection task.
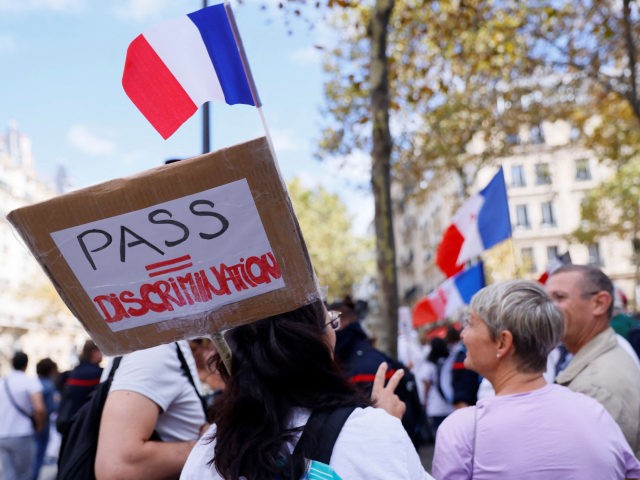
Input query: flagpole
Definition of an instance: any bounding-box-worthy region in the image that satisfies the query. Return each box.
[225,1,320,297]
[222,2,283,179]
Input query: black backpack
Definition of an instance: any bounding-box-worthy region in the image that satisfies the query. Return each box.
[57,343,206,480]
[291,406,356,475]
[56,356,122,480]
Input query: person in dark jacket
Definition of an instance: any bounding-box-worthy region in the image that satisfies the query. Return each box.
[56,340,103,435]
[332,297,387,390]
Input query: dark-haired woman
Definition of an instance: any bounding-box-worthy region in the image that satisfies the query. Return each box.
[180,300,433,479]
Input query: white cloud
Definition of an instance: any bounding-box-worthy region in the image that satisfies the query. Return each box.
[67,125,116,156]
[0,0,86,12]
[270,128,303,153]
[0,34,16,55]
[289,46,321,66]
[112,0,174,21]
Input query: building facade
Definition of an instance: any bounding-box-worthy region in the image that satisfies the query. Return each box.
[393,120,637,312]
[0,123,86,375]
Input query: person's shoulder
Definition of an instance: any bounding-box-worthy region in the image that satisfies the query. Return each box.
[349,345,388,373]
[588,343,640,382]
[436,405,475,441]
[343,406,405,436]
[181,424,219,480]
[122,342,179,366]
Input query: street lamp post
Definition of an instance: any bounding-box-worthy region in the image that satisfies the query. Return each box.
[202,0,210,154]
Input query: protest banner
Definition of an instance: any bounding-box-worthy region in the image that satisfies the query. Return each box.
[7,137,318,355]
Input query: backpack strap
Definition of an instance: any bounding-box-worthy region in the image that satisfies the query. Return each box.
[174,343,207,415]
[435,359,448,402]
[3,378,34,424]
[293,406,356,465]
[108,356,122,381]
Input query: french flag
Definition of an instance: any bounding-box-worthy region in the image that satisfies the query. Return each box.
[122,3,257,139]
[436,168,511,278]
[412,263,485,329]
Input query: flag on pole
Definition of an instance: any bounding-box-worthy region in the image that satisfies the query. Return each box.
[436,168,511,278]
[412,262,485,329]
[122,3,258,139]
[537,251,572,284]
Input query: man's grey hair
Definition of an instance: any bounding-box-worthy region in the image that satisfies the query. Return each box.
[550,264,614,319]
[470,279,564,373]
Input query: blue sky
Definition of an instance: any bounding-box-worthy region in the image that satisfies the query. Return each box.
[0,0,373,233]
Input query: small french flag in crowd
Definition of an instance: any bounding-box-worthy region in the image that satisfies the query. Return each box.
[122,3,258,139]
[435,168,512,278]
[412,263,485,328]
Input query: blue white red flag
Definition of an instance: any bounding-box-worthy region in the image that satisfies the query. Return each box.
[412,262,485,328]
[436,168,511,278]
[122,3,258,139]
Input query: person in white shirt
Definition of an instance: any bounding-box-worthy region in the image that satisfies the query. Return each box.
[95,341,206,479]
[0,351,46,480]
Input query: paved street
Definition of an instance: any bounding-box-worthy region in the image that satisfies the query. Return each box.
[419,441,436,473]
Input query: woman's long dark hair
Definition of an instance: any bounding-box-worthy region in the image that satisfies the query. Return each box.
[207,300,368,480]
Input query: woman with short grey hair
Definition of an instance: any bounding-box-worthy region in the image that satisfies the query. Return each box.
[470,280,563,374]
[433,279,640,479]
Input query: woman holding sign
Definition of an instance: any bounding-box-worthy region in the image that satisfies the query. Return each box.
[180,300,433,479]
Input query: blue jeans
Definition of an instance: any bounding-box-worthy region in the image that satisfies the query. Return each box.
[33,424,50,480]
[0,435,36,480]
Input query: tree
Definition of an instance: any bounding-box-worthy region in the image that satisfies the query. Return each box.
[267,0,639,351]
[572,158,640,300]
[287,178,374,301]
[254,0,401,354]
[524,0,639,121]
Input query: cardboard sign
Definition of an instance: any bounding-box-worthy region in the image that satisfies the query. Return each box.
[7,137,318,355]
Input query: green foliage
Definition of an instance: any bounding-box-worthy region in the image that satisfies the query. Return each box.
[572,157,640,245]
[287,178,374,300]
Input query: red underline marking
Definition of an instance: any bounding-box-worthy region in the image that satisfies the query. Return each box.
[146,255,192,271]
[148,262,193,278]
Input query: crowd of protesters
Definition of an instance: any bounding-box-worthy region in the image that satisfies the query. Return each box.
[2,264,640,479]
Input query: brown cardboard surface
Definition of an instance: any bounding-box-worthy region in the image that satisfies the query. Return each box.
[7,137,318,355]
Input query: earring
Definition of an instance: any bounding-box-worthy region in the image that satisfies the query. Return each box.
[496,353,500,358]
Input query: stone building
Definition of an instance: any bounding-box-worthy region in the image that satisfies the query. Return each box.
[0,123,86,375]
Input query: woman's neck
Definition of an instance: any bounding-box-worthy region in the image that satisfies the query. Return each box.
[491,368,547,396]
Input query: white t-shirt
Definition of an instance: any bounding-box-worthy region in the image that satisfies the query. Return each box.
[103,341,204,442]
[181,406,434,480]
[0,370,42,438]
[422,361,455,417]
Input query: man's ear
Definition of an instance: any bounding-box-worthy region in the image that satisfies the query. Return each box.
[592,291,612,317]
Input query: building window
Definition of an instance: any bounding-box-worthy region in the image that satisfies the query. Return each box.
[575,158,592,181]
[521,247,536,273]
[506,133,520,145]
[530,124,545,144]
[510,164,526,187]
[541,201,557,226]
[588,243,603,266]
[546,245,559,263]
[515,204,530,228]
[535,162,552,185]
